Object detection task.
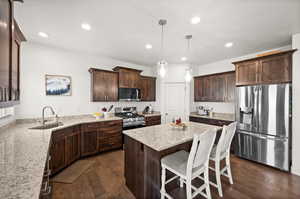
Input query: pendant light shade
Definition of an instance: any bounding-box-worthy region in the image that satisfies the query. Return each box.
[157,19,167,78]
[184,35,193,82]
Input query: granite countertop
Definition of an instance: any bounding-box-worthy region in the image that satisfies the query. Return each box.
[139,111,161,117]
[0,115,122,199]
[123,122,221,151]
[190,112,235,122]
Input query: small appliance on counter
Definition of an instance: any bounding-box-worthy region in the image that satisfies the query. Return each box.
[143,104,153,114]
[196,106,213,116]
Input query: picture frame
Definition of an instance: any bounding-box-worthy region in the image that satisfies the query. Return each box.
[45,75,72,96]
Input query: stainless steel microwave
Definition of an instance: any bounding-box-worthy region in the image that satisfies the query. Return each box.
[118,88,141,101]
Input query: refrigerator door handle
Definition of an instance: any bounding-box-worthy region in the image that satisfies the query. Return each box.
[253,86,259,131]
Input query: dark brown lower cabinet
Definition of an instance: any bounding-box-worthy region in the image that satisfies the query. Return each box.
[50,120,123,176]
[145,115,161,126]
[65,126,81,165]
[81,131,99,157]
[50,130,66,175]
[99,120,123,152]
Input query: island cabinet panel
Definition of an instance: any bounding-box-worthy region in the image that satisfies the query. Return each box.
[89,68,119,102]
[113,67,142,88]
[233,49,296,86]
[124,135,192,199]
[145,115,161,126]
[124,136,145,199]
[194,71,235,102]
[140,76,156,101]
[81,123,100,157]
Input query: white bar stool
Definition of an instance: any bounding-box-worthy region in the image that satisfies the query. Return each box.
[208,122,237,197]
[160,129,217,199]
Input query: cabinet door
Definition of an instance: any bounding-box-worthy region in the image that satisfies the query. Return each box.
[141,77,156,101]
[194,77,204,101]
[211,75,226,102]
[0,0,12,103]
[260,54,292,84]
[91,70,106,101]
[118,69,140,88]
[235,61,259,86]
[50,134,66,175]
[65,127,81,165]
[91,70,118,102]
[225,72,236,102]
[81,124,99,157]
[202,77,212,101]
[105,72,118,101]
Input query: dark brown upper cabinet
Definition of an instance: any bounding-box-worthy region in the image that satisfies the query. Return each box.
[233,49,296,86]
[194,71,235,102]
[0,0,25,108]
[140,76,156,101]
[112,66,142,88]
[89,68,119,102]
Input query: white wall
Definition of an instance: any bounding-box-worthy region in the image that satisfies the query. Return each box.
[15,42,157,119]
[190,45,292,114]
[292,33,300,176]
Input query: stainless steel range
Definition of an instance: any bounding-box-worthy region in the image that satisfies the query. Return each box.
[115,107,145,130]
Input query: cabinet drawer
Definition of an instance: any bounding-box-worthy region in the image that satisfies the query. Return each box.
[100,120,122,128]
[100,129,122,139]
[146,120,161,126]
[81,122,101,131]
[99,135,122,152]
[146,115,161,122]
[189,116,232,127]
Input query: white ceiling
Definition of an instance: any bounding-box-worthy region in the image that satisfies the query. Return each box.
[15,0,300,66]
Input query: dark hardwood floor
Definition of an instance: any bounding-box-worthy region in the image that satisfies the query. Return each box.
[51,150,300,199]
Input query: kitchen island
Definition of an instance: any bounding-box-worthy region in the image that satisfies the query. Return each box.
[123,122,221,199]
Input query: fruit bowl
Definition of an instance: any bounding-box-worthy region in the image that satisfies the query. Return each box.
[170,122,187,130]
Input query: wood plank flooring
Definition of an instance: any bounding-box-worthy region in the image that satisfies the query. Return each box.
[51,150,300,199]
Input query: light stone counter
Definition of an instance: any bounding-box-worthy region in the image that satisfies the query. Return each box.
[139,111,161,117]
[190,112,235,122]
[0,115,122,199]
[123,122,221,151]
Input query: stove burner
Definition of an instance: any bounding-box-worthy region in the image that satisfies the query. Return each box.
[115,107,146,129]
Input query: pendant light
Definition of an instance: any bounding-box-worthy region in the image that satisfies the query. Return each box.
[184,35,192,82]
[157,19,167,78]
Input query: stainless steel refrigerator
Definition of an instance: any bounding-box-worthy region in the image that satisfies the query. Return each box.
[235,83,292,171]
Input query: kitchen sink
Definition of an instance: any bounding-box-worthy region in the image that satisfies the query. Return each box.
[29,122,64,130]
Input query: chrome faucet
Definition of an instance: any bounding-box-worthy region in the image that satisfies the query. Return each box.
[42,106,56,125]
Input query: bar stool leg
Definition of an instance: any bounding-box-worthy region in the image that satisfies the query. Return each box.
[215,160,223,197]
[204,167,212,199]
[226,154,234,184]
[161,166,166,199]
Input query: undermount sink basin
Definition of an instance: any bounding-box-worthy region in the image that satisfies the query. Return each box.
[29,122,64,130]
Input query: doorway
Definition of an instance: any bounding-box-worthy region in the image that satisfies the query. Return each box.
[163,83,188,123]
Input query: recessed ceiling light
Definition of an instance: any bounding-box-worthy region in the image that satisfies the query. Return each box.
[190,16,201,24]
[225,42,233,48]
[145,44,152,49]
[38,32,48,38]
[81,23,91,31]
[181,57,187,61]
